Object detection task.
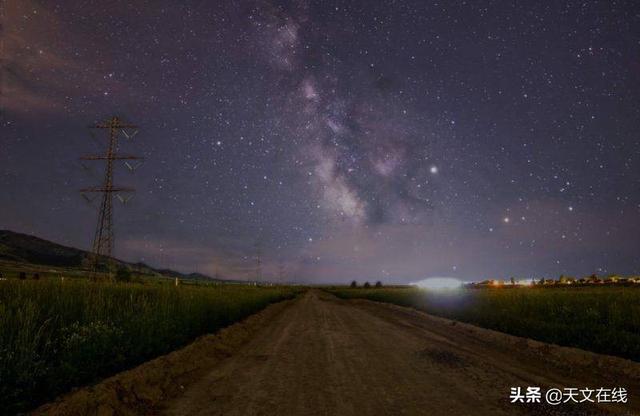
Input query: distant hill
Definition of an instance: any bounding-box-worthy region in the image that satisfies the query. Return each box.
[0,229,220,281]
[0,230,89,267]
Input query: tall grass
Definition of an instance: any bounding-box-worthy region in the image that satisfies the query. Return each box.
[329,287,640,362]
[0,279,299,414]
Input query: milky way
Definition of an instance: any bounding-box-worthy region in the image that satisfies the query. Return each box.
[2,1,639,283]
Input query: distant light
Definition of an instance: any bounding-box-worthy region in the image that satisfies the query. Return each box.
[568,206,574,212]
[413,277,462,290]
[503,217,510,223]
[430,165,438,174]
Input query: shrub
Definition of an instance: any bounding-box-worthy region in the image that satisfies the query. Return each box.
[115,267,132,283]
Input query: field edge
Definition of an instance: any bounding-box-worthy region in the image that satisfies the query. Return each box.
[344,295,640,384]
[31,296,299,416]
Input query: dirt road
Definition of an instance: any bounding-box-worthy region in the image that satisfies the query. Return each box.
[162,291,639,416]
[37,290,640,415]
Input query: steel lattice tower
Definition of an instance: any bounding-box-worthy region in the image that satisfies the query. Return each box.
[80,116,141,281]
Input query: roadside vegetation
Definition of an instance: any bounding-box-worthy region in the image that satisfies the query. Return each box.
[0,278,300,414]
[328,286,640,363]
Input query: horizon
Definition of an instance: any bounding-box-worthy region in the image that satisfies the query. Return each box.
[2,1,639,284]
[1,228,636,285]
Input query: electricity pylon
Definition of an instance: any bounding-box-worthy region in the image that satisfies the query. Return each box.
[80,116,142,281]
[277,258,286,282]
[254,240,262,283]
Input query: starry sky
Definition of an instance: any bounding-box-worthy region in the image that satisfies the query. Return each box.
[2,0,640,283]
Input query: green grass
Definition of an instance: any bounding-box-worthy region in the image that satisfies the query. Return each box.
[328,286,640,362]
[0,279,300,414]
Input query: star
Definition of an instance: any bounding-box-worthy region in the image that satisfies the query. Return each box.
[2,0,638,284]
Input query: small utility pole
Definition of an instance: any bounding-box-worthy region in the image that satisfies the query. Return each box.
[254,240,262,284]
[277,258,286,283]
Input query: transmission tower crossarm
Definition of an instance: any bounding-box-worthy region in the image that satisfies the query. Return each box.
[89,122,138,129]
[80,187,136,193]
[80,155,144,161]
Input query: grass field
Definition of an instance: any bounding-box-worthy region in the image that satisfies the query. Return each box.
[328,286,640,363]
[0,278,301,414]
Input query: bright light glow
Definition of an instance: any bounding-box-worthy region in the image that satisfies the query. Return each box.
[413,277,462,290]
[430,165,438,174]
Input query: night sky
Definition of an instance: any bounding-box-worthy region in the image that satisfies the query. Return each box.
[2,1,639,283]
